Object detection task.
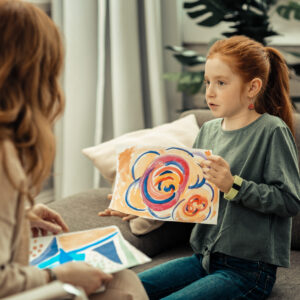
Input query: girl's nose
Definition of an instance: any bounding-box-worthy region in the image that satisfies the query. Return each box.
[206,84,215,98]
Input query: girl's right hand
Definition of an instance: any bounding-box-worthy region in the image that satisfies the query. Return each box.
[52,261,113,295]
[98,194,137,221]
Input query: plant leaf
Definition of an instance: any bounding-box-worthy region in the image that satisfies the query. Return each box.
[165,45,206,66]
[184,0,228,27]
[163,73,181,81]
[276,1,300,21]
[177,71,205,95]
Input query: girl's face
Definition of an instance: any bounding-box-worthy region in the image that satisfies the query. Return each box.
[204,55,249,120]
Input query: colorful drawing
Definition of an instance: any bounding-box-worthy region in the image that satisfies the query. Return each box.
[110,146,219,224]
[29,226,151,273]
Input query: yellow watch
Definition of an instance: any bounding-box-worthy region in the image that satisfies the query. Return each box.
[224,175,243,200]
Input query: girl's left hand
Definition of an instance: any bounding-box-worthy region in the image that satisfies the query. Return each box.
[98,194,137,221]
[201,155,234,193]
[28,204,69,237]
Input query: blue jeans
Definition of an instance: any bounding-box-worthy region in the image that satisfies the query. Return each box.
[138,252,277,300]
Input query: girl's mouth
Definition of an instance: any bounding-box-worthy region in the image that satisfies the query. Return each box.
[208,103,218,109]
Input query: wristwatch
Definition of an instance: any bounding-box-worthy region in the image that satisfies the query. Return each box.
[224,175,243,200]
[45,268,58,282]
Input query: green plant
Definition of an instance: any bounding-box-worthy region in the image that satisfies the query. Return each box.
[276,1,300,20]
[184,0,279,45]
[163,46,206,95]
[165,0,300,103]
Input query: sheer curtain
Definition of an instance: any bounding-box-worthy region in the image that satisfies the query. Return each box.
[52,0,182,198]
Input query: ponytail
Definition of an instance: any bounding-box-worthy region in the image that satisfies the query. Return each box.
[256,47,295,137]
[208,36,295,137]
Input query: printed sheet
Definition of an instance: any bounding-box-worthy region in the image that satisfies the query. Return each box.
[30,226,151,273]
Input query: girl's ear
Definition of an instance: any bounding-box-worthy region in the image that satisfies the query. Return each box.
[247,78,262,98]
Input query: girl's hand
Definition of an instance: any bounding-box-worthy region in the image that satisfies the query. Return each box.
[53,261,113,295]
[201,155,234,193]
[98,194,137,221]
[28,204,69,237]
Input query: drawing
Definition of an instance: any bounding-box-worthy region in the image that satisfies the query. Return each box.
[29,226,151,273]
[110,146,219,224]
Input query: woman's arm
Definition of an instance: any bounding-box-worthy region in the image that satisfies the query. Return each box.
[0,150,49,297]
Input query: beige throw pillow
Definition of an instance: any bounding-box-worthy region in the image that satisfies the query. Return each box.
[82,114,199,184]
[82,114,199,235]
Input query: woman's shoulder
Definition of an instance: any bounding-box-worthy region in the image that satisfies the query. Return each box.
[0,139,26,188]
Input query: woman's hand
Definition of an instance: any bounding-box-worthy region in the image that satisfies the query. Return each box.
[52,261,113,295]
[28,204,69,237]
[98,194,137,221]
[201,155,234,193]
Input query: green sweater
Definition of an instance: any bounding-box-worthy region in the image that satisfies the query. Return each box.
[190,113,300,272]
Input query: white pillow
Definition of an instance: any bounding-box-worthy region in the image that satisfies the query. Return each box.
[82,114,199,184]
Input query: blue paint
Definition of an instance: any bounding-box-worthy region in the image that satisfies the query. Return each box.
[165,161,185,173]
[166,147,194,157]
[59,248,73,264]
[30,237,58,266]
[131,150,160,180]
[160,170,172,175]
[148,208,170,220]
[93,241,122,264]
[189,176,206,189]
[37,231,118,269]
[143,174,175,204]
[164,184,175,192]
[67,232,118,255]
[125,180,145,211]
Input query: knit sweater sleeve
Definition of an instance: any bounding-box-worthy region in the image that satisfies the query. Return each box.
[0,142,48,298]
[233,126,300,217]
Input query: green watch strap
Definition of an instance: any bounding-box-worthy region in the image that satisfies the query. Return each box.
[224,175,243,200]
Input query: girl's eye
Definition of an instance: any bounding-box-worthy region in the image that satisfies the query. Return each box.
[204,80,210,85]
[218,81,225,86]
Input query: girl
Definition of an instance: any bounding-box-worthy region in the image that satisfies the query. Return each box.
[138,36,300,299]
[0,0,148,299]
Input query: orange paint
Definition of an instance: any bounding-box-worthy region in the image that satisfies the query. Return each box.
[205,150,211,157]
[58,227,117,251]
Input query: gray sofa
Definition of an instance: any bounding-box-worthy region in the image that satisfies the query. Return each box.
[49,109,300,300]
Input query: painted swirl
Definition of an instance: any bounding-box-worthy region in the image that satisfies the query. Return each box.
[139,154,189,212]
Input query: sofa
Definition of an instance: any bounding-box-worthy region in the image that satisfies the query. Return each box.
[46,109,300,300]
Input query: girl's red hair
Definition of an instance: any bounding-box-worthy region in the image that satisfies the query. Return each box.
[207,35,294,136]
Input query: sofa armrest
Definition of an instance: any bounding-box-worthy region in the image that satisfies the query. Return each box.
[2,281,88,300]
[180,109,214,128]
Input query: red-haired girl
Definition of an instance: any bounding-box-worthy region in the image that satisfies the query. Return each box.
[138,35,300,299]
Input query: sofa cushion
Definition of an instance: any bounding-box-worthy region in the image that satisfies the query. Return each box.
[48,189,194,257]
[82,114,199,184]
[268,250,300,299]
[291,212,300,250]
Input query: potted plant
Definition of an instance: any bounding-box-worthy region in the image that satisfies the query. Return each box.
[165,0,300,110]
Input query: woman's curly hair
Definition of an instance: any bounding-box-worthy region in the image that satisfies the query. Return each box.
[0,0,65,202]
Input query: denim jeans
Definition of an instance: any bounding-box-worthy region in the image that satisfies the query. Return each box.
[138,252,277,300]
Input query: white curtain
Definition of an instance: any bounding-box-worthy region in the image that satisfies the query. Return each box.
[95,0,182,187]
[52,0,182,198]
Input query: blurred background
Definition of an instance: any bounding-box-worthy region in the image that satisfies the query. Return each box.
[26,0,300,202]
